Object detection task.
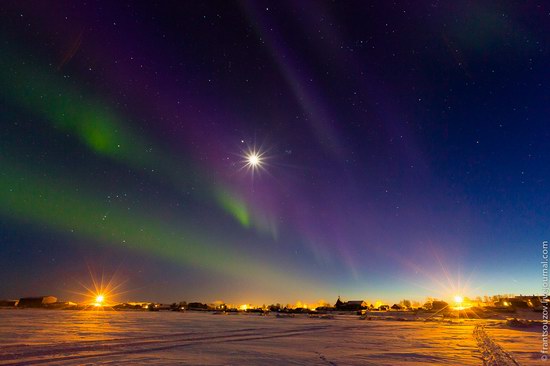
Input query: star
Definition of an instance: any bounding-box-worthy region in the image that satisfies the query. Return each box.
[240,146,268,176]
[247,152,261,167]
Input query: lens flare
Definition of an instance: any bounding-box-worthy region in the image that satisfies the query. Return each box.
[69,268,130,309]
[242,147,266,174]
[247,153,260,167]
[237,140,271,178]
[95,295,105,306]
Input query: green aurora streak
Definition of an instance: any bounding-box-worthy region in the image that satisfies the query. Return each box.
[0,161,298,287]
[0,43,272,236]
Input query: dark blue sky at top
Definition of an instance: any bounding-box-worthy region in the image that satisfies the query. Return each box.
[0,1,548,304]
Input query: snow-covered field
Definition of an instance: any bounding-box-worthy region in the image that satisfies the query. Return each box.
[0,309,542,365]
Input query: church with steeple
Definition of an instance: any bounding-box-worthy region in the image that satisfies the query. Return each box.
[335,296,367,311]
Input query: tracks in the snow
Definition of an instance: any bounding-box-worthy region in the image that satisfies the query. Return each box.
[0,325,330,365]
[473,325,521,366]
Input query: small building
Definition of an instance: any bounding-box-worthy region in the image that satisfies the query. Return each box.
[525,296,542,308]
[391,304,403,310]
[18,296,57,307]
[335,297,368,311]
[187,302,208,310]
[346,300,368,310]
[316,306,336,310]
[113,303,147,310]
[144,303,173,311]
[509,299,530,309]
[0,300,19,307]
[48,301,77,309]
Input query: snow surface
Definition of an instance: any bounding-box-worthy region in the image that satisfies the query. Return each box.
[0,309,543,365]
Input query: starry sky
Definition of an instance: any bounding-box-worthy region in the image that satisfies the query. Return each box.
[0,1,548,305]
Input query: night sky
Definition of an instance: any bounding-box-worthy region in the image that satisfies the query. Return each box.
[0,1,548,305]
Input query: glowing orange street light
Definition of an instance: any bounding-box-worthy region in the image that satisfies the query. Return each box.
[94,294,105,307]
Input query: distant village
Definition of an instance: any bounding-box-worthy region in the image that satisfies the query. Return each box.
[0,294,545,316]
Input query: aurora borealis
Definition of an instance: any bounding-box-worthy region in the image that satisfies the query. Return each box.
[0,1,548,305]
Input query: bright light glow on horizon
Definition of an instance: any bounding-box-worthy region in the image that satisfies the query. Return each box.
[70,269,128,309]
[95,294,105,306]
[451,295,473,311]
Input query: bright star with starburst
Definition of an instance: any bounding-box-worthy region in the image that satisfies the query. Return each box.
[240,146,268,176]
